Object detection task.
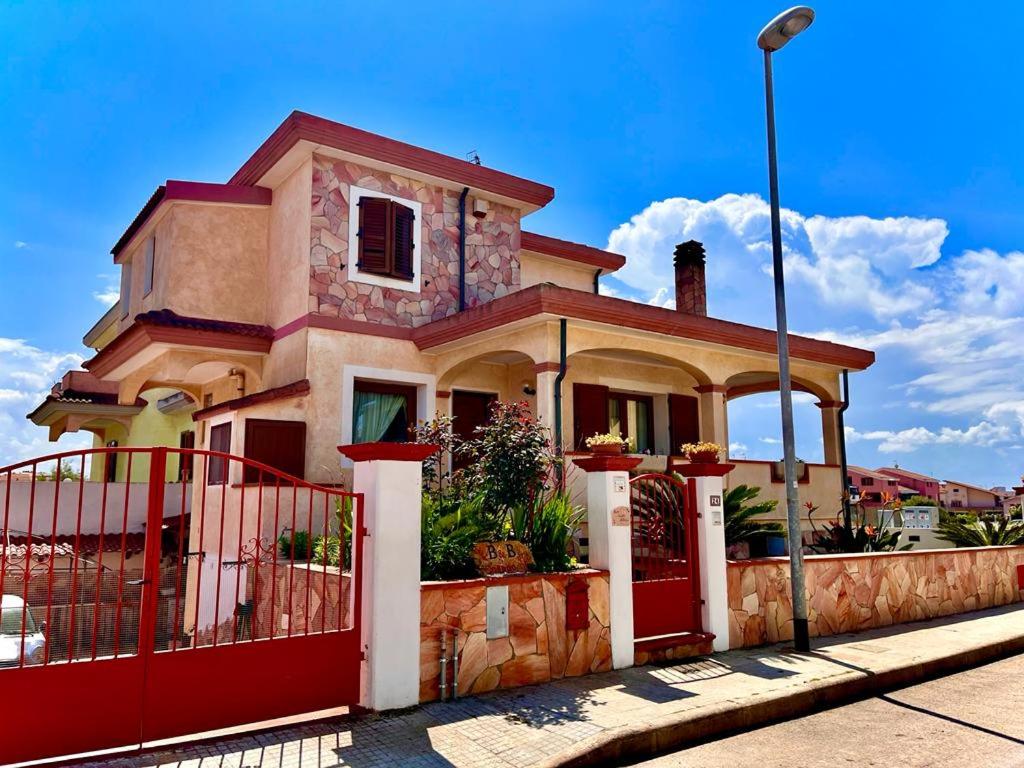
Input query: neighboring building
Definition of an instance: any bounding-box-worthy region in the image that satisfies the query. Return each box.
[1000,484,1024,519]
[939,479,1003,513]
[847,465,900,508]
[877,466,940,502]
[25,110,875,520]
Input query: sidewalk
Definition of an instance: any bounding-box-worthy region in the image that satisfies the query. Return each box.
[73,603,1024,768]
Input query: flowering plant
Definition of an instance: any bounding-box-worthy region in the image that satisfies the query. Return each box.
[585,432,627,448]
[679,441,722,463]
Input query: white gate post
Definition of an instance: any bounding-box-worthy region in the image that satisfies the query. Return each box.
[573,455,642,669]
[338,442,438,711]
[675,463,735,652]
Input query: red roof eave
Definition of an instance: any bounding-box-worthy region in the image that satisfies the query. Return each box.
[411,284,875,370]
[229,111,555,209]
[520,231,625,272]
[111,181,272,259]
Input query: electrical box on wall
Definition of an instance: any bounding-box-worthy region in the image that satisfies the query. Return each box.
[486,585,509,639]
[565,578,589,631]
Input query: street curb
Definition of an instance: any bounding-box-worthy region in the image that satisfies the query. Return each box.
[541,633,1024,767]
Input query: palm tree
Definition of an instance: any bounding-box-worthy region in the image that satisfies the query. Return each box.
[724,484,783,546]
[936,516,1024,547]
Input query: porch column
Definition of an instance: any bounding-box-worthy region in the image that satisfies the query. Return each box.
[534,363,562,451]
[338,442,439,711]
[818,400,843,466]
[696,385,728,453]
[573,454,642,669]
[674,462,735,652]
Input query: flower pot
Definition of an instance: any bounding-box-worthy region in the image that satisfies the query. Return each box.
[591,443,624,456]
[688,451,720,464]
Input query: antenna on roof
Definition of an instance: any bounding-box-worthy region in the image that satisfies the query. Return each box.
[466,150,481,166]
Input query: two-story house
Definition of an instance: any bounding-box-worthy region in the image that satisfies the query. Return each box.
[28,110,874,518]
[939,479,1003,513]
[877,466,940,502]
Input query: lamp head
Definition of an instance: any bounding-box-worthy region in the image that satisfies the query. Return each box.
[757,6,815,51]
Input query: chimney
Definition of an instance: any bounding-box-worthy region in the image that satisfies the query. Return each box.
[673,240,707,316]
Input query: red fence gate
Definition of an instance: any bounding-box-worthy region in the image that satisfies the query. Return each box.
[629,473,702,640]
[0,447,363,765]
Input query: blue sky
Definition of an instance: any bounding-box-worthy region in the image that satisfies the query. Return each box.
[2,1,1023,489]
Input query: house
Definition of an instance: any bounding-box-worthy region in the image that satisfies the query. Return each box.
[26,110,874,524]
[847,465,900,508]
[877,466,940,502]
[939,479,1004,513]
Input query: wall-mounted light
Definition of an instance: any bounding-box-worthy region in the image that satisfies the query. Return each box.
[472,199,488,219]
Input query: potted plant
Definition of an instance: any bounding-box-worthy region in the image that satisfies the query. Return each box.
[585,432,628,455]
[680,441,722,464]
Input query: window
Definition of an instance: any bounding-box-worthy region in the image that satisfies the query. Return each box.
[208,423,231,485]
[353,381,418,443]
[120,262,132,318]
[143,236,155,296]
[608,393,654,454]
[177,430,195,482]
[105,440,118,483]
[357,196,415,280]
[861,477,875,486]
[243,419,306,482]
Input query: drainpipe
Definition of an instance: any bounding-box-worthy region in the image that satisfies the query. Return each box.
[554,319,568,490]
[838,368,852,534]
[458,187,469,311]
[593,269,602,295]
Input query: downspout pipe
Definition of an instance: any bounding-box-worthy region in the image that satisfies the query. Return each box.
[593,269,602,295]
[458,187,469,312]
[838,368,852,534]
[554,318,568,490]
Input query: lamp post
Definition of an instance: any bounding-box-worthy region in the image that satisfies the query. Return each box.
[757,5,815,652]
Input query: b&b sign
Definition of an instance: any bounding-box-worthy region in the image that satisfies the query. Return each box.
[472,541,534,575]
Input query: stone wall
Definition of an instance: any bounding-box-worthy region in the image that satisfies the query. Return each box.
[420,570,611,702]
[728,546,1024,648]
[310,155,521,326]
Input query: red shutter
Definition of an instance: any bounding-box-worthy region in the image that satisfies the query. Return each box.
[392,202,415,279]
[358,197,390,275]
[668,394,700,454]
[573,383,610,450]
[452,391,497,469]
[243,419,307,482]
[208,423,231,485]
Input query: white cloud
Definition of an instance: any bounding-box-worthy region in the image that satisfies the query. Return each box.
[728,441,748,456]
[93,288,120,306]
[13,241,28,249]
[759,436,782,445]
[846,421,1017,453]
[0,338,88,467]
[607,193,946,321]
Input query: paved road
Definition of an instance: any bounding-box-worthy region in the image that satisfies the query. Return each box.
[632,653,1024,768]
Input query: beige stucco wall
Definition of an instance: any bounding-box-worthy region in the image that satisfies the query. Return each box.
[727,460,843,531]
[520,251,597,292]
[117,203,270,331]
[268,157,313,328]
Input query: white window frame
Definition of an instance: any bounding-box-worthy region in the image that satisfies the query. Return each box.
[346,185,423,292]
[120,261,133,318]
[143,236,155,296]
[339,365,436,465]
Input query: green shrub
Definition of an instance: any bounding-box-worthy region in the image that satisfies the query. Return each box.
[421,492,493,581]
[513,493,585,573]
[312,534,342,568]
[723,484,783,546]
[278,529,312,561]
[936,516,1024,547]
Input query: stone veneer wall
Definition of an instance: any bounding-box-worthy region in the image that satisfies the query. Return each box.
[310,155,521,326]
[728,546,1024,648]
[420,570,611,702]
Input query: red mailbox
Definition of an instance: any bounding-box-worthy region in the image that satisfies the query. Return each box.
[1017,563,1024,593]
[566,578,590,630]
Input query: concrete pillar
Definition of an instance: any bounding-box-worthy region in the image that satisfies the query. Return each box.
[818,401,843,466]
[534,367,561,450]
[696,385,728,454]
[338,442,438,711]
[572,454,642,669]
[674,462,735,652]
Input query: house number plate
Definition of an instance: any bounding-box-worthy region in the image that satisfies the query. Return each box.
[611,506,631,526]
[709,494,722,507]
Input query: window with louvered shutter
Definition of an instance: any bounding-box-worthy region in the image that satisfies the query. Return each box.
[392,202,415,279]
[358,197,390,275]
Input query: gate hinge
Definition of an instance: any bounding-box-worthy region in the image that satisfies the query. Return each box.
[360,650,368,661]
[361,527,370,538]
[696,512,703,518]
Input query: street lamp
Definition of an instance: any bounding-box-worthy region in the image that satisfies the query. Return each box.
[757,6,815,653]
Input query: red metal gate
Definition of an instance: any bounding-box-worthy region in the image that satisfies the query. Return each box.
[0,446,363,765]
[629,473,702,640]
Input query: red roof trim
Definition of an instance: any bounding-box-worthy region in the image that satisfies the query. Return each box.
[520,231,626,272]
[192,379,310,422]
[229,111,555,208]
[408,284,875,370]
[111,181,272,258]
[338,442,440,462]
[84,311,274,379]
